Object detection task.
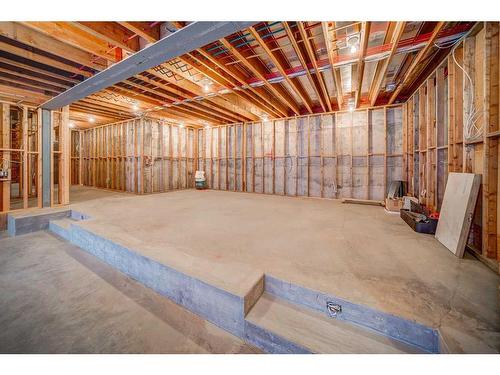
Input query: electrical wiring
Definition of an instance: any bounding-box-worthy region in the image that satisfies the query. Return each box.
[433,30,485,142]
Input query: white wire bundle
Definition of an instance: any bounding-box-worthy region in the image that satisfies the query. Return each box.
[434,32,485,143]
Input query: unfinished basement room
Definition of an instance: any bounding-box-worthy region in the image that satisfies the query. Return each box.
[1,4,499,365]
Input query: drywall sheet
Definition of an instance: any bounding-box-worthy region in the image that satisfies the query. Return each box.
[435,173,481,258]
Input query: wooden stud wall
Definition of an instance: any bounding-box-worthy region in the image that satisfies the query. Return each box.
[196,105,403,201]
[78,118,195,193]
[0,101,69,229]
[404,22,499,270]
[0,102,42,215]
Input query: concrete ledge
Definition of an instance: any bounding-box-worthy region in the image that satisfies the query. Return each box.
[7,207,71,236]
[63,222,263,338]
[243,320,311,354]
[264,275,440,353]
[44,208,440,354]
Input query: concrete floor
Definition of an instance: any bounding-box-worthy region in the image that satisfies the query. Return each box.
[68,188,500,353]
[0,230,260,353]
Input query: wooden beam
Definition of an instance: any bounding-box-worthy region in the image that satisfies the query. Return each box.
[389,22,446,104]
[117,22,160,44]
[0,22,105,71]
[146,66,259,121]
[285,26,325,113]
[321,22,344,109]
[0,57,82,84]
[248,26,314,114]
[0,40,93,77]
[22,22,118,63]
[0,83,50,104]
[189,50,284,117]
[369,22,406,106]
[0,66,71,90]
[0,74,62,95]
[296,22,333,112]
[72,22,140,53]
[355,22,371,108]
[220,38,298,116]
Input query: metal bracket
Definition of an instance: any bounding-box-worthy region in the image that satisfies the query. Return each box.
[326,301,342,317]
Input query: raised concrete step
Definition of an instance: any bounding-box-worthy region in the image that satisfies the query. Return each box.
[49,218,75,241]
[245,293,424,354]
[7,207,71,236]
[47,218,265,339]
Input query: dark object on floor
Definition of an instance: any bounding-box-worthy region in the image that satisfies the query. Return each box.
[400,210,438,234]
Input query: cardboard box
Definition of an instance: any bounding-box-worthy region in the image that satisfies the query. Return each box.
[385,197,404,212]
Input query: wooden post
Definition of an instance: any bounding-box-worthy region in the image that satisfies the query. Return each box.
[37,108,42,208]
[0,103,10,212]
[59,106,70,205]
[79,130,83,185]
[22,106,28,209]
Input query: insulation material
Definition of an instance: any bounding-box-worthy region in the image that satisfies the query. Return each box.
[322,115,336,198]
[336,113,352,198]
[386,156,403,191]
[284,119,297,196]
[245,124,253,192]
[253,122,263,193]
[235,124,243,191]
[352,111,368,199]
[263,121,273,194]
[369,108,385,154]
[274,120,285,195]
[219,127,227,190]
[386,107,403,155]
[143,119,152,194]
[81,106,404,200]
[437,148,448,210]
[228,126,235,191]
[296,117,308,196]
[309,116,322,197]
[369,155,385,200]
[212,127,219,190]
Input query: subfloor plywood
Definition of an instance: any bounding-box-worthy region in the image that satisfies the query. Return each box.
[69,188,500,353]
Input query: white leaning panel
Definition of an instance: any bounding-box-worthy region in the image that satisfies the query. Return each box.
[435,173,481,258]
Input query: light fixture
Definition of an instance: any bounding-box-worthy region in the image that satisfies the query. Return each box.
[88,116,95,123]
[261,114,269,122]
[346,34,360,54]
[179,121,185,128]
[69,122,75,128]
[347,98,355,112]
[132,103,139,112]
[203,84,210,93]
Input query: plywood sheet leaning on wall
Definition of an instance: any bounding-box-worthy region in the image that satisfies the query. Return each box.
[435,173,481,257]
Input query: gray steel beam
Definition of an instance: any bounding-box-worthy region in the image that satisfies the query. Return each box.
[41,22,255,110]
[42,109,51,207]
